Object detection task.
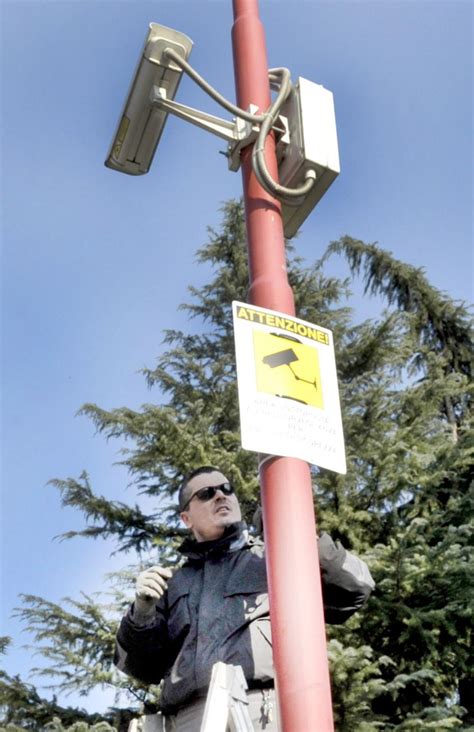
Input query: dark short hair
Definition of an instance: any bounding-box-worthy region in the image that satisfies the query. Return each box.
[178,465,224,511]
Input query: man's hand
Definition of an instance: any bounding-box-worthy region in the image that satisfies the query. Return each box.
[133,566,174,622]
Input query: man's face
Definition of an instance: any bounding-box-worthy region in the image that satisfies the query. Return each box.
[180,470,242,542]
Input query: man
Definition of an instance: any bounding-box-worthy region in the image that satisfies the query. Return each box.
[115,466,375,731]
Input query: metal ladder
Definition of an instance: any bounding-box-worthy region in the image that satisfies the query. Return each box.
[127,663,255,732]
[200,662,255,731]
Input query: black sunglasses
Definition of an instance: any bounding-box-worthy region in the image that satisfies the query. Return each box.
[181,482,234,511]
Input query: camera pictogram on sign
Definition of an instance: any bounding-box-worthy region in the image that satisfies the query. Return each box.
[253,331,324,408]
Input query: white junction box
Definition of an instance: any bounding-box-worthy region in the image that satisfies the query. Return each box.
[278,77,340,239]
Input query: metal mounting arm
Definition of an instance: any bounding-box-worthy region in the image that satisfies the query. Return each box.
[150,87,286,172]
[150,86,260,170]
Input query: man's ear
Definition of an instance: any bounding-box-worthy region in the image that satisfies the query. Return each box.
[180,511,192,530]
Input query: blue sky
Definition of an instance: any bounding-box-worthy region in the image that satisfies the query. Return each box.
[1,0,472,715]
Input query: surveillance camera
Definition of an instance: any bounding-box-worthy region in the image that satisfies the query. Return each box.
[105,23,193,175]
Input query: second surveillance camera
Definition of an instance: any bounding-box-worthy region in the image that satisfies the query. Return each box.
[105,23,193,175]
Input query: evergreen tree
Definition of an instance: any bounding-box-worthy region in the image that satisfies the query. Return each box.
[4,201,472,730]
[0,638,132,731]
[322,238,473,729]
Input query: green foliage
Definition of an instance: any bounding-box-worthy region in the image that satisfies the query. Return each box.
[5,201,473,728]
[13,593,118,695]
[1,595,149,730]
[328,639,393,730]
[50,472,181,555]
[0,668,114,731]
[42,721,116,732]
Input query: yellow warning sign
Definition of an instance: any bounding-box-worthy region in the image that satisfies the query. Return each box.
[253,331,324,409]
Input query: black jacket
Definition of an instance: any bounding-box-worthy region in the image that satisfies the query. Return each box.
[115,523,374,713]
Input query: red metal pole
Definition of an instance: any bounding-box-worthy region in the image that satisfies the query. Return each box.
[231,1,335,730]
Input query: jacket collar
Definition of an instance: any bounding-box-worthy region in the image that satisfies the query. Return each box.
[178,521,249,562]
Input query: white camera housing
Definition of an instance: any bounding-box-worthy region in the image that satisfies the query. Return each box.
[105,23,193,175]
[278,78,340,238]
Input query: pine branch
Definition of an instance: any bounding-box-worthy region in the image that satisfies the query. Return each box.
[325,237,473,377]
[49,472,181,554]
